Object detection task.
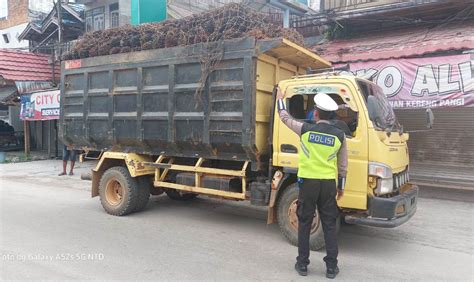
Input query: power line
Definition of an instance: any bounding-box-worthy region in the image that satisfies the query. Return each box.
[294,2,474,27]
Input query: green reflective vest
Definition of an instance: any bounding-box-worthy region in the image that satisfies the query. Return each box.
[298,122,345,179]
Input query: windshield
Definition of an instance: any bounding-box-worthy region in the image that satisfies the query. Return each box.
[358,80,398,130]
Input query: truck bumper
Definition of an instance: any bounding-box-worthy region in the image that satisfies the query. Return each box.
[345,184,418,228]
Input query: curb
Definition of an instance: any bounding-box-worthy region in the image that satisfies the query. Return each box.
[417,184,474,203]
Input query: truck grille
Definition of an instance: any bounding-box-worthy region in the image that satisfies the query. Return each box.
[393,169,409,191]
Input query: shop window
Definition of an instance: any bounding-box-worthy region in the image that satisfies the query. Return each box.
[85,7,105,32]
[94,13,105,30]
[110,3,119,28]
[85,17,93,32]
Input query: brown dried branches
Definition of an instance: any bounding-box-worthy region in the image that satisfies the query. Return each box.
[63,3,304,60]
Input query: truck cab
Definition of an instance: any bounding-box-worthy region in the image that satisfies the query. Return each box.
[271,74,418,249]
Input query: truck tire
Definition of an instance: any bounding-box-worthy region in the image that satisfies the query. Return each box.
[99,166,138,216]
[135,176,152,212]
[165,189,198,201]
[277,183,327,251]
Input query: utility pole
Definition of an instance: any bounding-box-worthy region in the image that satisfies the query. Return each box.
[55,0,63,159]
[56,0,63,57]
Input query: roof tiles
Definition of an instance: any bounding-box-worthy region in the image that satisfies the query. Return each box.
[312,21,474,63]
[0,49,59,82]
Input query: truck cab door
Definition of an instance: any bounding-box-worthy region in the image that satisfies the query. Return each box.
[273,95,305,171]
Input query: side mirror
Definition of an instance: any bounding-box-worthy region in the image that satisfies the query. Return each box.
[402,132,410,141]
[426,108,434,129]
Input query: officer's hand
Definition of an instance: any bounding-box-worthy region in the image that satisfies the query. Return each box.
[276,86,285,100]
[336,189,344,200]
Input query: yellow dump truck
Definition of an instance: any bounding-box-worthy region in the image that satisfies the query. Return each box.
[61,37,419,250]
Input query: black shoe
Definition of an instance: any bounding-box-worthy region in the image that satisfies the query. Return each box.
[326,266,339,279]
[295,263,308,276]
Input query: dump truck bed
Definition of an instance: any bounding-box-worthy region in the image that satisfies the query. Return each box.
[60,37,330,166]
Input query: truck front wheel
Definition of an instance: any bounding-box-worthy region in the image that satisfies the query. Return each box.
[277,183,328,251]
[99,166,139,216]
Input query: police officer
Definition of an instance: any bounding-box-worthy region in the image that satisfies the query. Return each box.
[276,87,348,279]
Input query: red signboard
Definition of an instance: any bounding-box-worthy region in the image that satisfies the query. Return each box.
[65,59,82,70]
[342,54,473,109]
[20,89,60,121]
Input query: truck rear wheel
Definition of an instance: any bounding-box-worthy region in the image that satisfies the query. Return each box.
[277,183,326,251]
[165,189,198,201]
[99,166,138,216]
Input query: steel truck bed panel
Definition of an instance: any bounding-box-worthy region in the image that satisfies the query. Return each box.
[60,37,329,164]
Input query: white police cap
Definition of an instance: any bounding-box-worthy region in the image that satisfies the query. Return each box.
[313,93,338,111]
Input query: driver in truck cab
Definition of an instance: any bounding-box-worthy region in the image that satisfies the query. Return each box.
[276,87,348,279]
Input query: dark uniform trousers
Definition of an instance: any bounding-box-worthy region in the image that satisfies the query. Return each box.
[296,178,339,269]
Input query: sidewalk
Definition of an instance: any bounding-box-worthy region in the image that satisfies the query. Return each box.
[0,159,96,192]
[3,150,53,163]
[410,161,474,191]
[410,161,474,202]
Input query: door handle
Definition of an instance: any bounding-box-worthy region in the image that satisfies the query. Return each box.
[281,144,298,154]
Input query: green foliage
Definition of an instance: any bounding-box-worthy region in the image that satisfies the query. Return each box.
[1,154,32,164]
[18,155,31,162]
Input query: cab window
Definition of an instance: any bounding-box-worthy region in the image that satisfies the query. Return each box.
[287,93,358,137]
[357,79,399,131]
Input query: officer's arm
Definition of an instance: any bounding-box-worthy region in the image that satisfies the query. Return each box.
[277,106,303,136]
[337,138,348,191]
[276,86,303,136]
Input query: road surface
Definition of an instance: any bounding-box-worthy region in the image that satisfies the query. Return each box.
[0,160,473,280]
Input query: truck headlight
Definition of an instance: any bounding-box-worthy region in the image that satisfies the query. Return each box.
[369,162,393,195]
[377,178,394,195]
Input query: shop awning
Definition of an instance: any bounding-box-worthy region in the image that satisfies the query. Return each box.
[312,21,474,63]
[0,86,18,105]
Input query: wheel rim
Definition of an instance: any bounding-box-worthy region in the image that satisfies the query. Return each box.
[105,179,124,206]
[288,199,320,234]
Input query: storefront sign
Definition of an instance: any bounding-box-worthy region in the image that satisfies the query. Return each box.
[20,89,60,120]
[343,54,473,109]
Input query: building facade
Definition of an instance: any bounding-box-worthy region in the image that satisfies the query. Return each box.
[0,0,54,49]
[76,0,131,31]
[0,0,29,49]
[19,3,84,57]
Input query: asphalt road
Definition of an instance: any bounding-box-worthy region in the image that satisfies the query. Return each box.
[0,160,473,280]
